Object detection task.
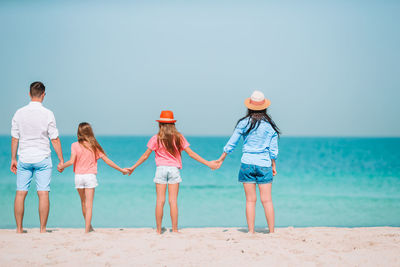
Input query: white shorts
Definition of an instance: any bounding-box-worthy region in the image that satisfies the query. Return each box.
[153,166,182,184]
[75,174,98,189]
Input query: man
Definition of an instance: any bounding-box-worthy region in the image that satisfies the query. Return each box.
[10,81,64,233]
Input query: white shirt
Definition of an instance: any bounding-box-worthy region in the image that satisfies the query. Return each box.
[11,101,59,163]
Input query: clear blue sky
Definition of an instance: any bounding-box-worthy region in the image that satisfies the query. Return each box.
[1,0,399,136]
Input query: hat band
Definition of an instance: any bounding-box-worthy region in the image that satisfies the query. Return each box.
[249,99,265,105]
[158,118,175,121]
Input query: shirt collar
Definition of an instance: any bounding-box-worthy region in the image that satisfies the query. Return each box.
[29,101,43,106]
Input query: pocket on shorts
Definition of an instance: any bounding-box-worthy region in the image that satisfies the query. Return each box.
[37,157,53,169]
[154,167,168,184]
[167,167,181,184]
[238,164,256,183]
[256,166,273,184]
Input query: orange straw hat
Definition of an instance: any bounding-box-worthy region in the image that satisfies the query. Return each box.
[244,90,271,110]
[156,110,177,123]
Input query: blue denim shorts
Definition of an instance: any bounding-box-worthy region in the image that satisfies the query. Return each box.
[17,157,52,191]
[238,163,273,184]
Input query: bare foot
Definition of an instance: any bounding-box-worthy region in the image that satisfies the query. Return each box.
[16,228,25,234]
[171,229,180,234]
[84,225,95,233]
[40,228,47,233]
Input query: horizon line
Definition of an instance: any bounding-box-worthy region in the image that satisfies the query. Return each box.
[0,134,399,138]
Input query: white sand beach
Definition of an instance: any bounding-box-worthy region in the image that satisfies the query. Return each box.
[0,227,399,267]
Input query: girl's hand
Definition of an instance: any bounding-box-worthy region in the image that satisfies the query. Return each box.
[208,161,219,170]
[127,167,135,176]
[215,159,223,169]
[271,159,277,176]
[272,165,277,176]
[57,163,64,173]
[121,168,130,175]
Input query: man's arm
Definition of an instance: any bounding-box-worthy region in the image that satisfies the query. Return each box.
[48,111,63,168]
[51,137,64,167]
[10,137,18,174]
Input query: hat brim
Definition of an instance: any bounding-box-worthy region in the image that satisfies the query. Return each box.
[244,98,271,110]
[156,120,176,124]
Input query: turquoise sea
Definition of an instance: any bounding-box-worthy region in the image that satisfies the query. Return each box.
[0,136,399,229]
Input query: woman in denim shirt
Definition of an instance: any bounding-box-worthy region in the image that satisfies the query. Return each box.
[217,91,280,233]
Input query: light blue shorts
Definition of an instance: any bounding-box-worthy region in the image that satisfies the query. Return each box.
[17,157,52,191]
[154,166,182,184]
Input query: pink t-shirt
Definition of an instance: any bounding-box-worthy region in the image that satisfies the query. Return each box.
[147,134,190,169]
[71,142,105,174]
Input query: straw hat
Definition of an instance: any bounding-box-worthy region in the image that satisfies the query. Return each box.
[244,90,271,110]
[156,110,176,123]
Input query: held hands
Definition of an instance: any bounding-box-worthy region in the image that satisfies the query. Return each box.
[57,161,64,173]
[126,167,135,176]
[121,168,130,175]
[121,167,135,176]
[208,157,224,170]
[208,160,223,170]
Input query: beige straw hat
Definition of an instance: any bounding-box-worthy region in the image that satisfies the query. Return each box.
[244,90,271,110]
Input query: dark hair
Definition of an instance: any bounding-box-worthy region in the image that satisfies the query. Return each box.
[30,81,45,98]
[236,109,281,137]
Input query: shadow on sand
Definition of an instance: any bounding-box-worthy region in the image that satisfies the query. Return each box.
[237,228,270,234]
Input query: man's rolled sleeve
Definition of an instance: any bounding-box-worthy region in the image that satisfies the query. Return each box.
[48,112,59,140]
[11,113,20,139]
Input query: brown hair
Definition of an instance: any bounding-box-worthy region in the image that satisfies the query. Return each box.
[157,123,183,157]
[30,81,45,98]
[77,122,106,157]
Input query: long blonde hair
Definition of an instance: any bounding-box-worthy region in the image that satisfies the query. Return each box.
[157,123,183,157]
[77,122,105,157]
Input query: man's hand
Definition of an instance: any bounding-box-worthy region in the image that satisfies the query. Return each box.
[10,159,17,174]
[57,161,64,173]
[121,168,130,175]
[11,138,19,175]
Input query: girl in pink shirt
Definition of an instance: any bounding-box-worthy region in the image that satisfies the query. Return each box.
[59,122,128,233]
[127,110,218,234]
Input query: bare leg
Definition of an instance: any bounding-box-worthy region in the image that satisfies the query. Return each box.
[77,189,93,232]
[243,183,257,234]
[155,184,167,234]
[14,191,28,233]
[37,191,50,233]
[84,189,95,233]
[259,183,275,233]
[77,189,86,219]
[168,183,180,232]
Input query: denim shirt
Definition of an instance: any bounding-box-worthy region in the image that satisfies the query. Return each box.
[223,117,278,167]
